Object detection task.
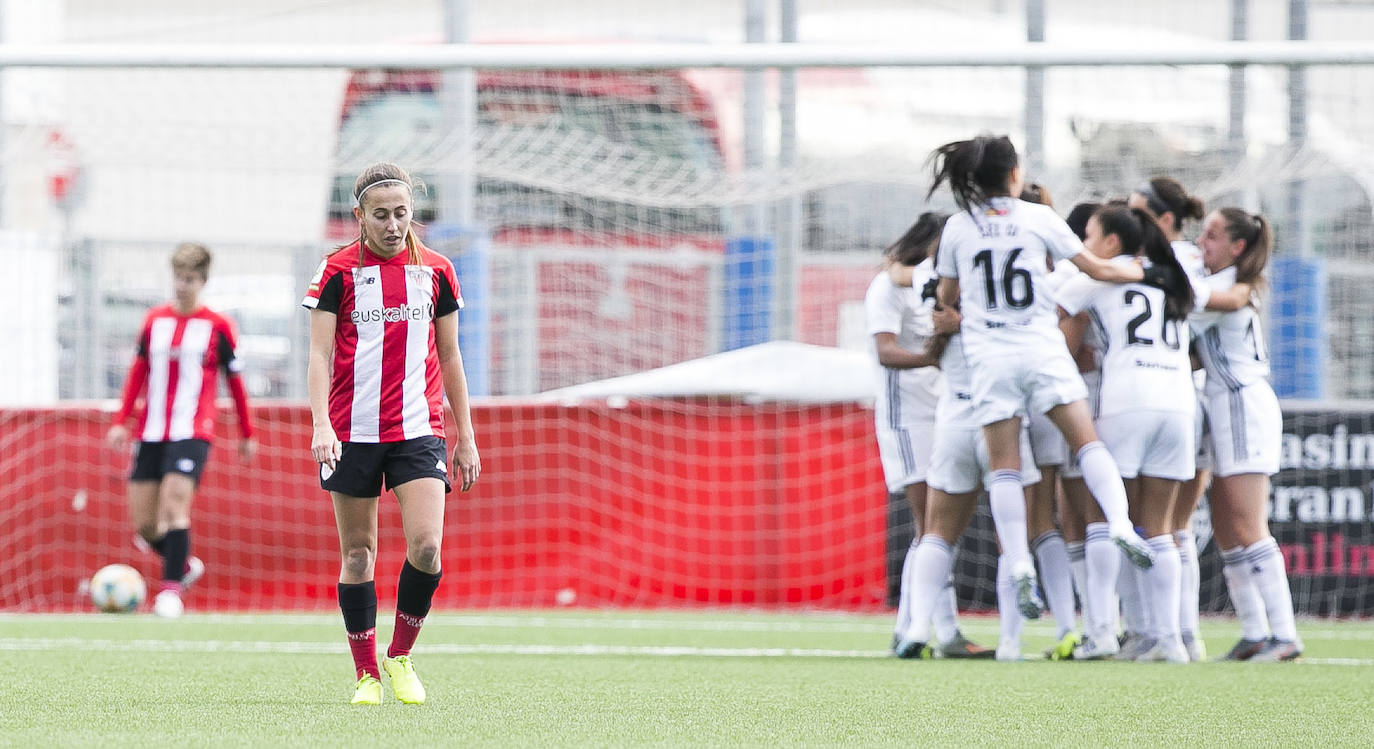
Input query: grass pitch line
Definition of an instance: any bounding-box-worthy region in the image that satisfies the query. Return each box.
[1,636,1371,665]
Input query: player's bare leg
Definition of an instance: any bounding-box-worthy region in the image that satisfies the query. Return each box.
[1133,476,1187,662]
[1172,467,1209,660]
[983,417,1041,621]
[894,488,982,659]
[1212,474,1300,661]
[1046,401,1153,569]
[1027,465,1076,650]
[893,482,928,648]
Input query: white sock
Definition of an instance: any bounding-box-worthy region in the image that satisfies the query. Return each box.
[893,537,919,639]
[1083,522,1121,644]
[1174,529,1201,640]
[1033,531,1076,639]
[988,471,1031,567]
[1221,546,1270,640]
[997,553,1024,651]
[1066,540,1088,614]
[1075,442,1132,533]
[1147,534,1182,643]
[933,567,961,645]
[1118,559,1147,637]
[900,535,954,644]
[1245,537,1299,642]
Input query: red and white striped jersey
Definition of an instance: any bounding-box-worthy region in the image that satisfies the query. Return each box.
[113,305,255,442]
[301,242,463,443]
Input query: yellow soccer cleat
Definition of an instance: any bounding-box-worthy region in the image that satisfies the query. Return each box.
[383,655,427,705]
[1047,632,1081,661]
[350,674,383,705]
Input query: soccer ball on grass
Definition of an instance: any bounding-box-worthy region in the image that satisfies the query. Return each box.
[90,563,147,613]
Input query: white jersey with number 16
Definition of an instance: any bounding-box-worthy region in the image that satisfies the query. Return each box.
[935,197,1084,362]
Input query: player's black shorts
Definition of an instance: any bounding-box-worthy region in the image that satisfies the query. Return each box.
[130,439,211,482]
[320,435,451,497]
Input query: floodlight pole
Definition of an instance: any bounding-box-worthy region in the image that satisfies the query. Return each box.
[1024,0,1045,180]
[775,0,799,343]
[440,0,475,228]
[1288,0,1310,257]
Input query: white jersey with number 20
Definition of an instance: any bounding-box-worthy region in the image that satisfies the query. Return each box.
[1053,256,1195,418]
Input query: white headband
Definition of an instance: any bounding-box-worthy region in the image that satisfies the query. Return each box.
[355,178,411,206]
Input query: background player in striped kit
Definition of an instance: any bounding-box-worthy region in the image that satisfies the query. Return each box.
[304,162,482,704]
[1191,208,1302,662]
[867,213,991,659]
[106,242,257,619]
[1055,205,1197,662]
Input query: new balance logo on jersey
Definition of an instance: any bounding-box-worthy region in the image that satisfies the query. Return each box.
[350,302,435,325]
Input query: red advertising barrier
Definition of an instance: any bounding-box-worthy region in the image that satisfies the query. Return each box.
[0,400,888,612]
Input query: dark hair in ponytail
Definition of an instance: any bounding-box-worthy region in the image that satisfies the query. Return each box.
[1137,177,1205,230]
[1217,207,1273,287]
[926,135,1019,213]
[884,211,950,266]
[1094,205,1194,321]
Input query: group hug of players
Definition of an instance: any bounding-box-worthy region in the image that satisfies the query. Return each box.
[866,135,1301,663]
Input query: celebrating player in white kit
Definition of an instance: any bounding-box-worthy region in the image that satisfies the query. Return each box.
[925,135,1158,626]
[1191,208,1302,662]
[1055,205,1198,662]
[1128,177,1211,660]
[893,282,1043,661]
[866,212,992,659]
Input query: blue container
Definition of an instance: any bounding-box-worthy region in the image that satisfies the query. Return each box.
[430,223,491,397]
[1269,255,1326,399]
[723,236,775,351]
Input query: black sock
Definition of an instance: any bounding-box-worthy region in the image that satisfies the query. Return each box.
[338,581,378,633]
[161,528,189,585]
[150,535,167,555]
[396,560,443,618]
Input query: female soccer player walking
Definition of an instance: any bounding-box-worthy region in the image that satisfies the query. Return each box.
[927,135,1157,621]
[106,243,256,618]
[1055,206,1197,662]
[1191,208,1301,662]
[303,162,482,704]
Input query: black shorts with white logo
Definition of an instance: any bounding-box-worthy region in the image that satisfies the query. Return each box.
[319,435,450,497]
[130,439,212,483]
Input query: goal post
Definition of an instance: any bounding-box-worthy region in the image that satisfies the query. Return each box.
[1,41,1373,617]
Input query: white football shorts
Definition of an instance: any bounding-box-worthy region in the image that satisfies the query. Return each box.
[970,346,1087,428]
[1203,383,1282,478]
[1193,377,1213,473]
[1096,410,1197,482]
[1060,369,1102,480]
[876,419,935,492]
[927,422,1042,496]
[1028,408,1067,468]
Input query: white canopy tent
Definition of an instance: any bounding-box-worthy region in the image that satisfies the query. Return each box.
[538,340,877,404]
